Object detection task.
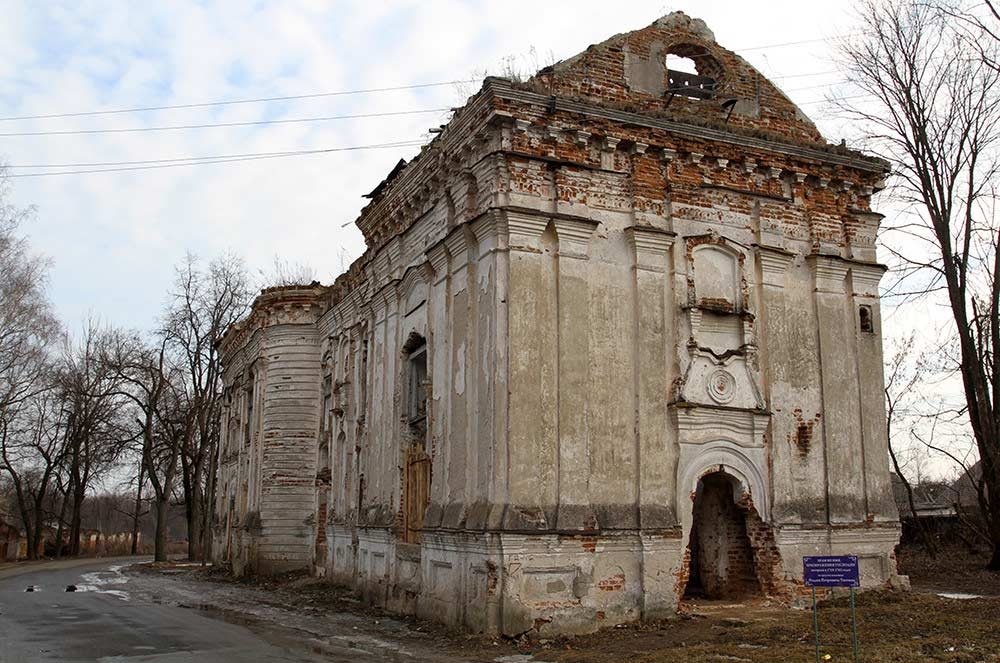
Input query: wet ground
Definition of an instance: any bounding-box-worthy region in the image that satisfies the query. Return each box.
[3,553,1000,662]
[138,561,1000,663]
[0,557,329,662]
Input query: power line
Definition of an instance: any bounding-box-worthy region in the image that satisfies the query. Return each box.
[0,107,452,137]
[7,139,427,178]
[769,69,840,81]
[0,80,478,123]
[798,93,869,105]
[735,33,858,52]
[0,37,852,127]
[6,140,426,169]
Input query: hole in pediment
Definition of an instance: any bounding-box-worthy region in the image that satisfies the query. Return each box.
[666,54,699,75]
[666,46,722,100]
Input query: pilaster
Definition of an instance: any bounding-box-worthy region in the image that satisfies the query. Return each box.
[552,216,599,530]
[625,226,678,531]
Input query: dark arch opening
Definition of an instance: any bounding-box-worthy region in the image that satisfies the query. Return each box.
[665,43,724,100]
[684,471,762,600]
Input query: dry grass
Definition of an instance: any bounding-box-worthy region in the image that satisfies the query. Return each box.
[512,593,1000,663]
[143,547,1000,663]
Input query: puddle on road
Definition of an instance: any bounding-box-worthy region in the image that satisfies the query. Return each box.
[46,565,133,601]
[937,592,984,600]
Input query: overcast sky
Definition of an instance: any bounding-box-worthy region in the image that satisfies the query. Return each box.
[0,0,867,332]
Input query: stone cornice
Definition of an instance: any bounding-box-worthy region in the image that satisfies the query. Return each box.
[505,208,551,251]
[553,217,599,259]
[807,254,849,294]
[469,209,505,257]
[486,78,888,174]
[625,226,675,273]
[443,226,472,271]
[425,241,450,284]
[755,245,795,287]
[850,262,888,297]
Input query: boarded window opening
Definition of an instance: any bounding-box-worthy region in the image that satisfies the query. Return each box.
[244,372,255,449]
[859,305,874,333]
[684,472,761,600]
[402,334,431,544]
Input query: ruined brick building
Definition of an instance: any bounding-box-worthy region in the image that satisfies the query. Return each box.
[213,13,905,635]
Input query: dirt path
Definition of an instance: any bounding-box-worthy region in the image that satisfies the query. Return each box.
[0,555,147,581]
[132,563,1000,663]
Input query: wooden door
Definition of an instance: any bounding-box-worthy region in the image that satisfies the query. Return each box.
[404,446,431,543]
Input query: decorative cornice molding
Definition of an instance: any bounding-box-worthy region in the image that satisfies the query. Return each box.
[553,216,599,259]
[850,262,888,297]
[506,209,551,251]
[625,226,675,273]
[756,246,795,287]
[482,80,889,174]
[808,254,849,294]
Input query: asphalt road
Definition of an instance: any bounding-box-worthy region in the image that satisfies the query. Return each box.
[0,557,328,662]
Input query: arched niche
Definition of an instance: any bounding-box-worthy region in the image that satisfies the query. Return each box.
[691,243,742,313]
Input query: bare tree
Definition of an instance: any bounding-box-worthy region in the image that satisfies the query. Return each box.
[0,169,62,559]
[104,331,186,562]
[0,390,68,560]
[885,334,940,555]
[839,0,1000,568]
[164,253,250,561]
[58,321,132,556]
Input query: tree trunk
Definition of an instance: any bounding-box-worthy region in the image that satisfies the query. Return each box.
[180,452,195,560]
[988,503,1000,571]
[131,462,145,556]
[69,488,85,557]
[153,496,169,563]
[53,492,70,559]
[23,517,38,561]
[202,444,217,564]
[188,489,203,561]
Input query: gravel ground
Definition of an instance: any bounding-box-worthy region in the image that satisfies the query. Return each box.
[130,553,1000,663]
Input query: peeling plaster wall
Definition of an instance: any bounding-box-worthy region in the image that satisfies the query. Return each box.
[213,11,905,637]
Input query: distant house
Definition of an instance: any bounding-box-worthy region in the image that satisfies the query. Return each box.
[891,472,957,520]
[951,461,983,510]
[0,519,22,562]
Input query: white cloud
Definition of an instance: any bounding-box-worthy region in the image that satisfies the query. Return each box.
[0,0,878,332]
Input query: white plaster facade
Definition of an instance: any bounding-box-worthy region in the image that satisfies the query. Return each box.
[213,13,905,636]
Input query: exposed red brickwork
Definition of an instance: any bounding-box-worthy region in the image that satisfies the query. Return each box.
[597,572,626,591]
[530,15,822,144]
[316,501,328,545]
[679,473,789,603]
[737,494,785,597]
[686,473,759,598]
[788,409,822,457]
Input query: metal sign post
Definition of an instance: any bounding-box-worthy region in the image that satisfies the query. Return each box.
[803,555,861,663]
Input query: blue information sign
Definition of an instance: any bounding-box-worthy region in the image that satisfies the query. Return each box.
[803,555,860,587]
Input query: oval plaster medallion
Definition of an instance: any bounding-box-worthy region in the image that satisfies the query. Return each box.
[707,369,736,404]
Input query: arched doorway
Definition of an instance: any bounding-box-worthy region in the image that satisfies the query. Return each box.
[683,471,761,599]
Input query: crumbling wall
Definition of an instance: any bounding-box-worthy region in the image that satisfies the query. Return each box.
[687,474,759,598]
[213,10,905,636]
